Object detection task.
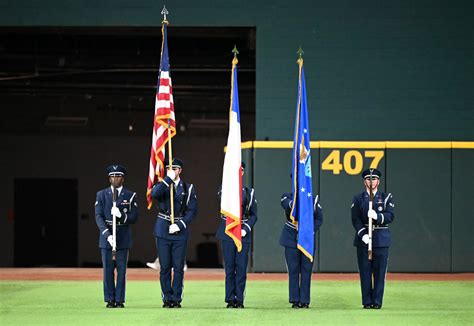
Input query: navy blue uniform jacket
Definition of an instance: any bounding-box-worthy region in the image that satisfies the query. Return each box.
[216,186,258,244]
[151,176,198,240]
[95,187,139,249]
[279,192,323,248]
[351,191,395,247]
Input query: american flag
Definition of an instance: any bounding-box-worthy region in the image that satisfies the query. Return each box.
[146,22,176,209]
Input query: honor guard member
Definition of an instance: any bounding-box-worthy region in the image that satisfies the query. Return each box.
[351,168,395,309]
[216,162,258,308]
[151,158,198,308]
[95,164,138,308]
[279,191,323,308]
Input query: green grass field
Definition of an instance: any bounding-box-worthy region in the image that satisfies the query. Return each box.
[1,280,473,325]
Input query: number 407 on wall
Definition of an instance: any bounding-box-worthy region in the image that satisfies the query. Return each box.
[321,150,384,175]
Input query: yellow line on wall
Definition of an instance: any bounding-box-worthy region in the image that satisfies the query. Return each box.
[452,142,474,149]
[320,141,386,149]
[252,141,294,148]
[246,141,473,149]
[386,141,452,149]
[241,141,254,149]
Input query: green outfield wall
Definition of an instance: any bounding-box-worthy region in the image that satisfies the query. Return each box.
[1,1,472,271]
[245,141,474,272]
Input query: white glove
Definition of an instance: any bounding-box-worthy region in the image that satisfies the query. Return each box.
[241,229,247,237]
[169,223,180,234]
[111,206,122,218]
[368,209,377,220]
[107,235,114,247]
[166,169,176,180]
[362,234,370,245]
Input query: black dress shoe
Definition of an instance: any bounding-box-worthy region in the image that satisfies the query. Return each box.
[226,301,235,308]
[106,301,116,308]
[162,301,172,308]
[291,303,300,309]
[299,303,309,308]
[115,302,125,308]
[234,302,244,308]
[363,304,372,309]
[372,304,382,309]
[173,302,182,308]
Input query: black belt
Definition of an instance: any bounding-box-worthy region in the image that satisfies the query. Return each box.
[158,212,183,221]
[365,224,388,229]
[220,216,249,222]
[105,220,126,226]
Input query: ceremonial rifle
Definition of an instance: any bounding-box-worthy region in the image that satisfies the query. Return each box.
[111,185,117,260]
[368,170,374,260]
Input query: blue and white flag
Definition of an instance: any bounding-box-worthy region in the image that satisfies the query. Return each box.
[290,56,315,261]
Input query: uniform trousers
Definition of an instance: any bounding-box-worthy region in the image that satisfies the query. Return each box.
[221,241,250,303]
[284,246,314,305]
[101,248,129,303]
[356,246,389,306]
[156,237,188,303]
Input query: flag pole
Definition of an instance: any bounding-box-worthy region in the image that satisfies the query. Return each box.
[290,46,305,226]
[221,45,243,252]
[167,118,175,225]
[161,5,175,225]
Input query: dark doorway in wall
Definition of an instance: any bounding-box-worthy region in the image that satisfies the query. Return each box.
[14,178,78,267]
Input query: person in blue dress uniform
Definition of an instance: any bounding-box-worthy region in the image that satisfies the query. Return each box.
[151,158,198,308]
[95,164,139,308]
[216,162,258,308]
[351,168,395,309]
[279,191,323,308]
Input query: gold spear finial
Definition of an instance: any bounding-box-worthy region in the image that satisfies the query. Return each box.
[161,5,169,24]
[297,45,304,62]
[232,45,239,65]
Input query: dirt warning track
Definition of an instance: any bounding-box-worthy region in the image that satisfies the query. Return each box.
[0,268,472,281]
